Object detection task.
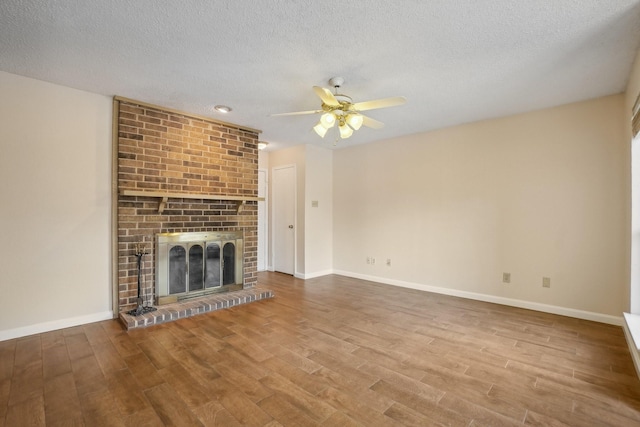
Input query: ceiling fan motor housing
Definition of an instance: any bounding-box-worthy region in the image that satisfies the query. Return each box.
[328,76,344,89]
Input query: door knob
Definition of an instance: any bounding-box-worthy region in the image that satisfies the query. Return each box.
[288,225,294,229]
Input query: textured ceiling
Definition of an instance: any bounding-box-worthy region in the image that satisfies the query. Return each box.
[1,1,640,150]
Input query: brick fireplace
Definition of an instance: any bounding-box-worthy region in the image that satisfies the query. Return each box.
[115,97,260,315]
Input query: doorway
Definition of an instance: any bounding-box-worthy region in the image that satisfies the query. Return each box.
[272,165,296,275]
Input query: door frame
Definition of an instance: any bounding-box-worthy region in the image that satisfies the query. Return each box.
[271,164,297,275]
[257,168,268,272]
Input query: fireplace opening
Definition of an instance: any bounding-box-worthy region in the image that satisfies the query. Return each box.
[157,231,243,304]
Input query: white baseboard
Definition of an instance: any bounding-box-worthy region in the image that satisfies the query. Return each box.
[296,269,334,280]
[0,310,114,342]
[332,270,623,326]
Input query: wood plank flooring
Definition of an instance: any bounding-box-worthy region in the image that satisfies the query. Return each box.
[2,271,640,426]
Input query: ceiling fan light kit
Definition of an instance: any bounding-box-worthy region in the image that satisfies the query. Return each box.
[320,112,336,128]
[346,113,363,130]
[313,122,329,138]
[273,77,406,143]
[338,121,354,139]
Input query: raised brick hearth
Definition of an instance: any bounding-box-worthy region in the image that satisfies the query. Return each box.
[119,288,274,330]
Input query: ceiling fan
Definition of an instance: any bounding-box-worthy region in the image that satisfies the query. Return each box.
[272,77,406,141]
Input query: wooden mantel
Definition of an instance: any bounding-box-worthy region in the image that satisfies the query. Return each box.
[119,189,262,214]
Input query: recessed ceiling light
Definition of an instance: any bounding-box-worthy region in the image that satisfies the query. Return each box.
[214,105,232,113]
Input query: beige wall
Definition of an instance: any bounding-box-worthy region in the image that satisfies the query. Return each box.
[258,149,269,170]
[333,95,627,319]
[304,144,333,277]
[0,71,113,340]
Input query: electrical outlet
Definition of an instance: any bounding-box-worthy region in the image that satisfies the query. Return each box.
[366,257,371,264]
[543,277,551,288]
[371,258,376,265]
[502,272,511,283]
[386,259,391,266]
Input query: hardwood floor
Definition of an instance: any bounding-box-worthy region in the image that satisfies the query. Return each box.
[2,272,640,426]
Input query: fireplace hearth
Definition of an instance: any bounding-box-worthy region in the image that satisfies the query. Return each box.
[119,287,274,330]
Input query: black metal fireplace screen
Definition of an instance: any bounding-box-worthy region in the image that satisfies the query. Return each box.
[156,231,243,304]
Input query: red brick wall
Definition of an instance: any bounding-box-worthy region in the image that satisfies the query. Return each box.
[116,99,259,313]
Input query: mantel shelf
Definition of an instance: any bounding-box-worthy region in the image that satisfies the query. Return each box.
[119,189,263,214]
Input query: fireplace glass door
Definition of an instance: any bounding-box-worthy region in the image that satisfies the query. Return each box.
[188,244,204,292]
[205,243,221,288]
[168,242,220,295]
[165,240,240,295]
[168,245,187,294]
[223,242,235,285]
[156,231,244,303]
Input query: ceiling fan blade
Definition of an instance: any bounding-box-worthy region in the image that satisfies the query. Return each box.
[271,109,322,116]
[353,96,406,112]
[313,86,340,107]
[362,115,385,129]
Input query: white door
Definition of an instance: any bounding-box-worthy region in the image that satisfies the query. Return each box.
[257,169,267,271]
[272,165,295,275]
